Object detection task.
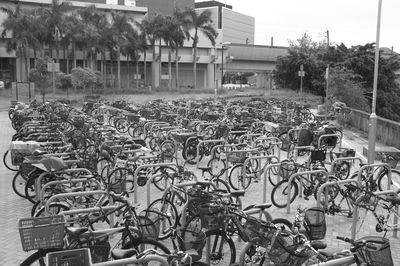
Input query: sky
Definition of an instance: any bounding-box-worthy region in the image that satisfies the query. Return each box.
[196,0,400,52]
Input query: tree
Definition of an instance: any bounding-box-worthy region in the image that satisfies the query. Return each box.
[182,8,218,89]
[161,12,186,90]
[28,57,52,102]
[121,27,140,90]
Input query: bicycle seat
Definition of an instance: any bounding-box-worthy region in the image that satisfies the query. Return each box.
[65,227,88,237]
[32,149,47,156]
[230,190,246,197]
[311,240,327,250]
[111,248,137,260]
[253,203,272,209]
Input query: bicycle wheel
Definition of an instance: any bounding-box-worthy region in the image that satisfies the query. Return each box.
[107,167,135,193]
[332,161,351,180]
[20,248,63,266]
[201,229,236,265]
[271,218,293,231]
[184,139,198,165]
[123,237,170,255]
[207,158,226,178]
[12,169,30,198]
[3,150,19,171]
[314,176,340,203]
[238,242,270,266]
[271,179,298,208]
[133,125,145,138]
[159,140,176,158]
[228,164,244,190]
[147,198,179,240]
[210,178,231,193]
[152,166,176,191]
[378,168,400,191]
[115,118,129,133]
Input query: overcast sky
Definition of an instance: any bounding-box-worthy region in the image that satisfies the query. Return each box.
[196,0,400,52]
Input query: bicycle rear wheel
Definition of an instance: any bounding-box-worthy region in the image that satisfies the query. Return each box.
[378,168,400,191]
[147,198,179,240]
[201,229,236,265]
[271,179,298,208]
[3,150,19,171]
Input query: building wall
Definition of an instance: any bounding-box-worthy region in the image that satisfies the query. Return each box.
[136,0,194,16]
[222,7,254,45]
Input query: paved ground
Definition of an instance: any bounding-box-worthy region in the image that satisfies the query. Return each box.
[1,100,400,265]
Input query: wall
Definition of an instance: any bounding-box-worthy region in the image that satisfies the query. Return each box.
[347,108,400,149]
[222,7,254,45]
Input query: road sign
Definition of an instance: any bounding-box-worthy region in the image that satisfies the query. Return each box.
[298,70,305,77]
[47,62,60,72]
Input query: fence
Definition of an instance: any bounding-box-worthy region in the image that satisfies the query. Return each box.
[346,108,400,149]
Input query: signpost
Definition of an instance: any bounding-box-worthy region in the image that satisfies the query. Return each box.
[298,64,305,94]
[47,61,60,99]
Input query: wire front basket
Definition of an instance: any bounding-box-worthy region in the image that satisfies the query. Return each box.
[268,230,311,266]
[356,237,393,266]
[278,160,297,180]
[178,227,206,254]
[137,210,160,239]
[46,248,91,266]
[243,217,277,247]
[303,207,326,240]
[19,215,65,252]
[197,203,226,229]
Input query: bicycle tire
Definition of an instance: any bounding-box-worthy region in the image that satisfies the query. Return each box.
[107,167,135,193]
[207,158,226,178]
[3,150,19,171]
[228,164,244,190]
[20,248,63,266]
[377,168,400,191]
[271,179,299,208]
[123,237,171,255]
[133,125,144,138]
[147,198,179,240]
[12,170,29,198]
[160,140,176,158]
[152,166,177,191]
[210,178,231,194]
[332,161,351,180]
[115,118,129,133]
[314,176,339,203]
[184,139,198,165]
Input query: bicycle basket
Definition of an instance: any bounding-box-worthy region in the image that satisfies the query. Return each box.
[197,203,226,229]
[137,211,160,239]
[19,215,65,252]
[310,148,326,162]
[88,237,111,263]
[303,207,326,240]
[356,236,393,266]
[187,186,213,201]
[46,248,91,266]
[227,152,247,164]
[268,230,311,266]
[126,113,140,123]
[278,160,297,180]
[243,216,276,247]
[178,227,206,254]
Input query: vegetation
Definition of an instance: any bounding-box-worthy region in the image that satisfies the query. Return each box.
[274,33,400,121]
[1,1,216,92]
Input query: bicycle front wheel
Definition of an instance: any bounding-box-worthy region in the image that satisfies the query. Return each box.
[20,248,63,266]
[378,168,400,191]
[147,198,179,240]
[238,242,270,266]
[201,229,236,265]
[271,179,298,208]
[228,164,245,190]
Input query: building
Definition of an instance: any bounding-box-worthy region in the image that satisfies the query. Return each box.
[0,0,287,92]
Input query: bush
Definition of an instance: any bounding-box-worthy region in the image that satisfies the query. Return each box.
[71,67,104,94]
[56,73,72,91]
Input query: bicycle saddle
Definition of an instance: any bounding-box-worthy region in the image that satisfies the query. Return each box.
[65,227,88,237]
[252,203,273,209]
[111,249,137,260]
[32,149,47,156]
[230,190,246,197]
[310,240,327,250]
[385,193,400,205]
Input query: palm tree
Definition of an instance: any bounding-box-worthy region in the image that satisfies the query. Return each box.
[1,5,35,81]
[182,8,218,89]
[161,13,186,90]
[121,28,140,90]
[111,11,133,92]
[40,0,71,63]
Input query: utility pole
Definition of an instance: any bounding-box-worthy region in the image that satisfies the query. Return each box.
[325,30,330,121]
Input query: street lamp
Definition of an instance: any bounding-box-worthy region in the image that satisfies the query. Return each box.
[367,0,383,164]
[221,42,231,87]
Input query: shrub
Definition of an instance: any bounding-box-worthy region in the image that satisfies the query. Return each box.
[71,67,104,94]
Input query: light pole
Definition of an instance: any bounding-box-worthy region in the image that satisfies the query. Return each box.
[367,0,383,164]
[220,42,231,89]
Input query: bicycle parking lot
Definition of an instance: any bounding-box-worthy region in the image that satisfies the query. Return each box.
[1,97,400,265]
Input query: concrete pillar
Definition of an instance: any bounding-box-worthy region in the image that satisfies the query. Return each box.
[206,62,214,89]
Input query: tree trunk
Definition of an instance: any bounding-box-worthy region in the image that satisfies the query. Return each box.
[66,43,69,74]
[159,39,162,87]
[168,48,172,90]
[101,51,105,88]
[151,44,155,90]
[136,59,139,89]
[175,48,179,89]
[110,55,114,92]
[143,49,147,87]
[83,50,86,68]
[117,45,121,92]
[72,41,76,69]
[127,55,130,91]
[193,47,197,89]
